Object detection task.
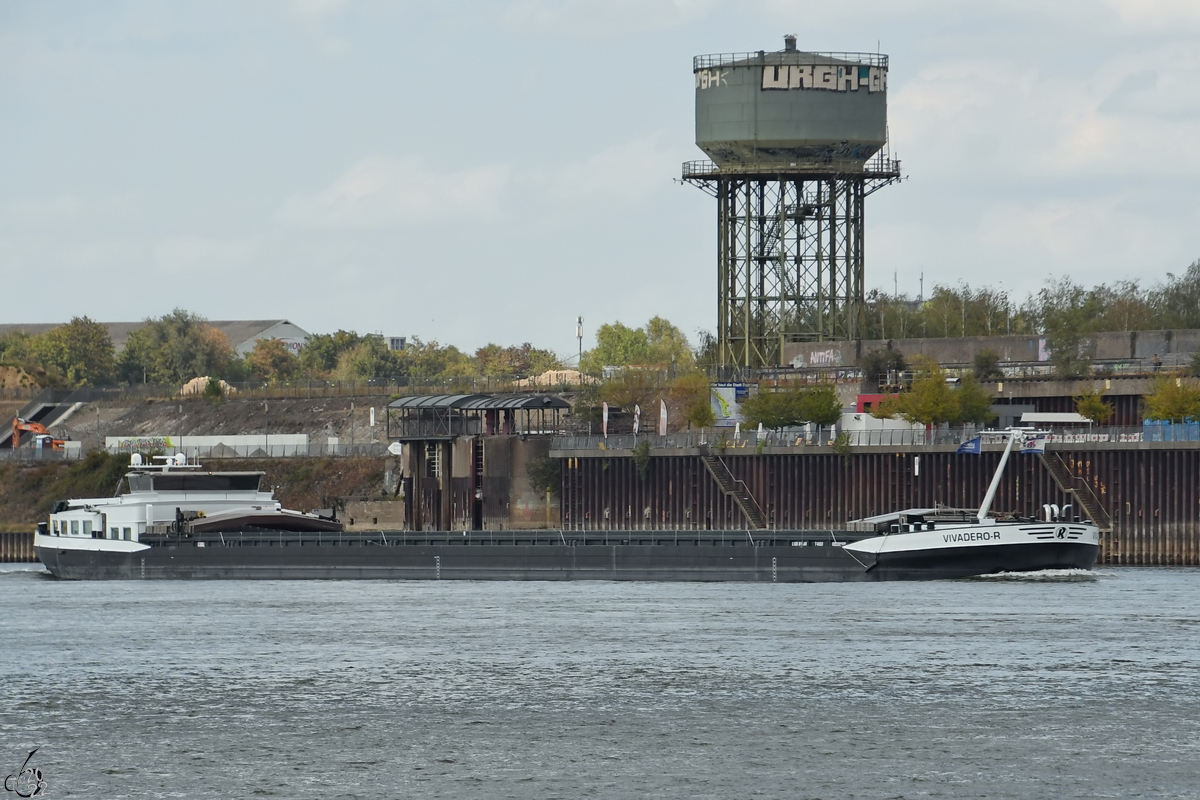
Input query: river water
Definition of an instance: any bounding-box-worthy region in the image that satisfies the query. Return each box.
[1,566,1198,799]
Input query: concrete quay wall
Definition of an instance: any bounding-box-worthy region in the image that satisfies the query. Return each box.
[784,329,1200,369]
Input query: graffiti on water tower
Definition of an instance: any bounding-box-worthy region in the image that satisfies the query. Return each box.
[760,64,887,93]
[695,69,728,89]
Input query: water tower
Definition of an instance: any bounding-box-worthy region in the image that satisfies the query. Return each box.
[684,35,901,368]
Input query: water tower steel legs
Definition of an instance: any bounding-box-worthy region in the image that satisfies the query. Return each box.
[715,175,869,367]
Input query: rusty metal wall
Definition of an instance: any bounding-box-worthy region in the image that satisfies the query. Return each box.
[560,449,1200,566]
[0,531,36,562]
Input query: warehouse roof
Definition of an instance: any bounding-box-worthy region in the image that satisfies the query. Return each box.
[388,394,570,410]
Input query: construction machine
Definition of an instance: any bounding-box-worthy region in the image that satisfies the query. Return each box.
[11,417,67,450]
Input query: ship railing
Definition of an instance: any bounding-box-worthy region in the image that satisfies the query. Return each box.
[693,51,889,70]
[139,527,868,549]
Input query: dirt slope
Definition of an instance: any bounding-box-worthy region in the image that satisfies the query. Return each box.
[53,396,392,449]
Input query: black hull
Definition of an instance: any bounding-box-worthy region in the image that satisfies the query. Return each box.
[35,530,1099,582]
[869,541,1099,580]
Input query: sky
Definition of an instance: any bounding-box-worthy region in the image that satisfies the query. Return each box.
[3,0,1199,360]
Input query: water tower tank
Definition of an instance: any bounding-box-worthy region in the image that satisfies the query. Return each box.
[694,35,888,169]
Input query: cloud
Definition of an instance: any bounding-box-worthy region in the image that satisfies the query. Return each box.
[1104,0,1200,28]
[277,136,679,232]
[288,0,352,55]
[151,234,262,276]
[534,134,681,207]
[277,156,512,229]
[1,194,143,230]
[290,0,349,19]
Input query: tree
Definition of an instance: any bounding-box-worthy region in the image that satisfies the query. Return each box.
[645,317,694,372]
[740,384,842,429]
[333,337,402,381]
[955,373,997,425]
[1143,376,1200,423]
[1152,259,1200,329]
[1074,386,1114,424]
[474,343,509,377]
[247,338,299,383]
[475,342,562,379]
[874,360,995,426]
[580,317,694,375]
[921,285,970,338]
[1030,277,1104,378]
[693,330,719,370]
[797,385,843,425]
[0,330,35,366]
[739,388,801,430]
[601,368,664,413]
[580,322,650,374]
[668,371,715,429]
[401,338,473,378]
[118,310,237,384]
[1094,280,1156,333]
[299,330,366,378]
[203,376,224,403]
[863,289,917,341]
[972,348,1003,381]
[32,317,116,386]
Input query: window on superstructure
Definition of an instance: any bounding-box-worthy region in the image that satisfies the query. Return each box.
[83,521,93,537]
[110,527,119,539]
[151,475,262,491]
[52,521,60,535]
[123,528,132,540]
[70,520,79,536]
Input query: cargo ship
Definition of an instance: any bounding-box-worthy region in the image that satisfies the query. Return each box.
[34,433,1100,581]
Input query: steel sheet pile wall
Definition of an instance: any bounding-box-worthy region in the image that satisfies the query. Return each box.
[1080,449,1200,565]
[0,531,35,562]
[560,449,1200,565]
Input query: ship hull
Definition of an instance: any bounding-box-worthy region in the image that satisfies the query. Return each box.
[34,529,1099,582]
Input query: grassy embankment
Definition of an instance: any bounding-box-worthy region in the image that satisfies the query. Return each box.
[0,452,391,532]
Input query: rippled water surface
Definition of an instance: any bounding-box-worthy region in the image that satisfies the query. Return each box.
[2,566,1199,799]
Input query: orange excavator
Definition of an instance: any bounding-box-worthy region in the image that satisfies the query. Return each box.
[11,417,67,450]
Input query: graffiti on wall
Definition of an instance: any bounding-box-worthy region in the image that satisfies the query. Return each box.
[110,436,174,452]
[790,348,845,368]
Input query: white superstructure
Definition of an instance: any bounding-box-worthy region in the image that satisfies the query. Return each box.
[36,455,280,556]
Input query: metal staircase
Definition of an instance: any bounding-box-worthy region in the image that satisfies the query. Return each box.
[699,448,767,530]
[1039,451,1112,531]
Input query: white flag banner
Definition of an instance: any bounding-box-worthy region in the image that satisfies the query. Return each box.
[601,401,609,439]
[633,404,641,435]
[658,399,668,436]
[1020,436,1047,454]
